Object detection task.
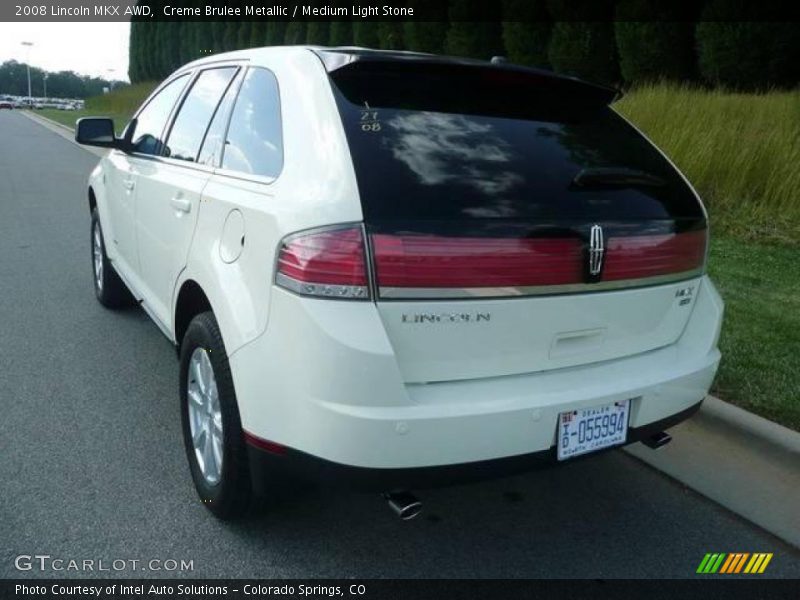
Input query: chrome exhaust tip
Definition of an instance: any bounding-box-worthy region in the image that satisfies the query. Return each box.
[642,431,672,449]
[384,492,422,521]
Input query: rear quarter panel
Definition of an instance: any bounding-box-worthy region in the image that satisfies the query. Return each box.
[175,49,362,355]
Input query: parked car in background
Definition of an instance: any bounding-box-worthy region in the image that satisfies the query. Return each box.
[0,100,13,109]
[74,47,724,521]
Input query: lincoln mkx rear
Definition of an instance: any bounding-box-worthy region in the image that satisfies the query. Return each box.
[77,47,723,520]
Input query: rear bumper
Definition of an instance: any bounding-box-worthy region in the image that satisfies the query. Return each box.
[247,400,703,492]
[230,276,723,472]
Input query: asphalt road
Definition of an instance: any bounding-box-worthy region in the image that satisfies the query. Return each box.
[1,110,799,579]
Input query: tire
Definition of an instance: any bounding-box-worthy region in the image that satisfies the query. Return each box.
[91,208,133,308]
[180,311,252,519]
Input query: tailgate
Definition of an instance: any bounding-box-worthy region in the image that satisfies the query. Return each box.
[328,55,708,383]
[376,278,700,383]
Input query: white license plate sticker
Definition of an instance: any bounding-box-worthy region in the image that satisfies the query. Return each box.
[557,400,630,460]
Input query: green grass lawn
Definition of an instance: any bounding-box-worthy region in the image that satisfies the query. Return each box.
[35,81,800,429]
[619,85,799,430]
[707,238,800,430]
[617,85,800,244]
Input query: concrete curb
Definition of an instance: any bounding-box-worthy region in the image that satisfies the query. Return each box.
[625,395,800,549]
[20,110,106,159]
[702,395,800,456]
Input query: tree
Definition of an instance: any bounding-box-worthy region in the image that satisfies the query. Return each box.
[353,21,379,48]
[0,60,120,98]
[182,2,207,61]
[547,22,619,84]
[128,19,141,82]
[250,21,268,48]
[194,21,214,58]
[162,22,183,73]
[445,1,504,59]
[237,22,253,49]
[135,22,151,80]
[403,22,447,54]
[546,0,619,85]
[614,1,695,84]
[150,22,167,78]
[223,21,239,51]
[178,22,195,65]
[377,22,404,50]
[403,0,447,53]
[266,22,287,45]
[306,21,330,46]
[501,0,551,66]
[329,21,353,46]
[284,21,307,45]
[696,0,800,89]
[211,21,227,53]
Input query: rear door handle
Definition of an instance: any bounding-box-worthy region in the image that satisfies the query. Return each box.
[170,195,191,213]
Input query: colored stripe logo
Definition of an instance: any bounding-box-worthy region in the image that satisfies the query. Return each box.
[696,553,773,574]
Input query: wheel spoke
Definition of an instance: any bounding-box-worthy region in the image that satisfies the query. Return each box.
[212,413,222,436]
[203,429,216,478]
[201,354,213,396]
[192,420,206,446]
[188,387,204,408]
[187,347,223,485]
[191,356,205,394]
[212,432,223,475]
[93,226,103,288]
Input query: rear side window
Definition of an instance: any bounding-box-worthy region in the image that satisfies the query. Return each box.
[221,67,283,179]
[165,67,238,162]
[197,71,242,167]
[330,68,704,225]
[131,74,189,156]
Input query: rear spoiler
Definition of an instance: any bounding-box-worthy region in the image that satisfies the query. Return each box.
[313,48,622,106]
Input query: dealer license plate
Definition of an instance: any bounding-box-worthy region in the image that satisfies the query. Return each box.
[557,399,630,460]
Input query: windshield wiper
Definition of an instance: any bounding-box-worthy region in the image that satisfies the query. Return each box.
[572,167,667,189]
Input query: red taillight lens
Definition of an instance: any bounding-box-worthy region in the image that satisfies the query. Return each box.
[371,234,584,289]
[603,230,707,281]
[370,229,707,298]
[275,226,369,299]
[275,226,706,300]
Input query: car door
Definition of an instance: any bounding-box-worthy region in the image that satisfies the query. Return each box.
[110,73,190,290]
[133,66,240,330]
[102,148,138,278]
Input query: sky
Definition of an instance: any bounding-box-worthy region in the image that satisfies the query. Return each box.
[0,22,129,81]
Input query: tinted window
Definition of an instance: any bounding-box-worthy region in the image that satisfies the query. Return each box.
[131,74,188,156]
[221,68,283,178]
[331,70,704,224]
[165,67,237,162]
[197,71,241,167]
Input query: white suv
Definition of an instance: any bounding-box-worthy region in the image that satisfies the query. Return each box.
[76,47,723,520]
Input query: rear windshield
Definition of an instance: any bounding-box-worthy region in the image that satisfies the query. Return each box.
[330,68,704,225]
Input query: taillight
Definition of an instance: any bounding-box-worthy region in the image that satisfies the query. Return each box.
[603,230,707,282]
[275,225,369,299]
[372,234,584,289]
[275,225,707,301]
[370,228,707,299]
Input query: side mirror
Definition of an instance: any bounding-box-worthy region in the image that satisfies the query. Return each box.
[75,117,120,149]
